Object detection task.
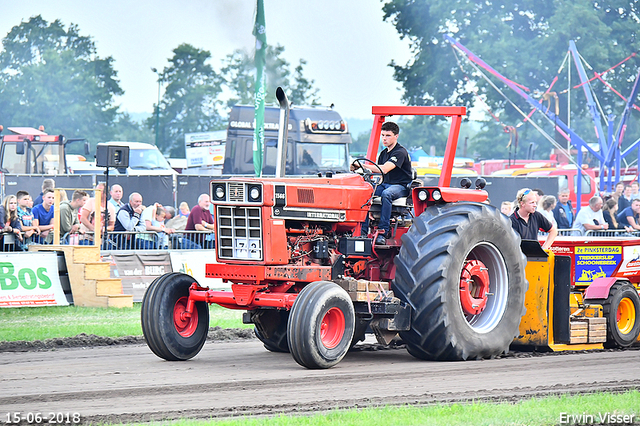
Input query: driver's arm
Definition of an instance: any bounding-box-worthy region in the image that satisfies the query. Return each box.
[354,161,396,174]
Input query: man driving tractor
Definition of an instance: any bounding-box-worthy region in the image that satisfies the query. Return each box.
[351,121,413,245]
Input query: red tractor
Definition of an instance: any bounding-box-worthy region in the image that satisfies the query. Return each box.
[142,89,638,368]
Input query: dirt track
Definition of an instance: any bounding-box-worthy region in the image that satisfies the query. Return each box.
[0,335,639,425]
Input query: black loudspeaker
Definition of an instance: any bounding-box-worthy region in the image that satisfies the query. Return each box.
[96,145,129,168]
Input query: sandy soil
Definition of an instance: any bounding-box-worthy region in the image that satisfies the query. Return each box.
[0,331,638,424]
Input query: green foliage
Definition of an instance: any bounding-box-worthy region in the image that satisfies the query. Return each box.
[147,44,225,157]
[382,0,640,159]
[220,44,320,108]
[0,15,122,142]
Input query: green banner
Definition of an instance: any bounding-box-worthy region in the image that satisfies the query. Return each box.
[253,0,267,177]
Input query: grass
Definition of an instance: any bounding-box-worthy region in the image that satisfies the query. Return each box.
[0,303,250,342]
[140,391,639,426]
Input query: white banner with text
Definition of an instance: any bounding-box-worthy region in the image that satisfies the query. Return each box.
[0,253,68,307]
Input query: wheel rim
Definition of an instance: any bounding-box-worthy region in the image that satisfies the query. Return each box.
[616,297,636,335]
[320,307,345,349]
[459,259,490,316]
[459,242,509,333]
[173,296,199,338]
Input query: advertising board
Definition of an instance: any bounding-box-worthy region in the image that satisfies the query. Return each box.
[0,253,68,307]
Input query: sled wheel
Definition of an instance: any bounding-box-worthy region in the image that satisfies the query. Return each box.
[288,281,355,369]
[394,202,527,360]
[141,272,209,361]
[601,282,640,348]
[253,309,290,353]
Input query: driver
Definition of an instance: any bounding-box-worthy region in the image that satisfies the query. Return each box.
[350,121,413,245]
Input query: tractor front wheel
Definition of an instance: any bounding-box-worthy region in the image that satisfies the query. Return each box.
[601,282,640,348]
[394,202,527,361]
[287,281,355,369]
[141,273,209,360]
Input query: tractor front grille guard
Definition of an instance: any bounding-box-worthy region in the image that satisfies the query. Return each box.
[217,205,263,261]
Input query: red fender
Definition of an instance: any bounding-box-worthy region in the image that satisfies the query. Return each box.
[583,277,624,300]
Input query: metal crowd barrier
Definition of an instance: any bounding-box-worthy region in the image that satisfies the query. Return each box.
[539,228,582,237]
[58,230,216,251]
[584,229,640,238]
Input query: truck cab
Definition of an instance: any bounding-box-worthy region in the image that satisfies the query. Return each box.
[223,105,352,176]
[0,127,69,174]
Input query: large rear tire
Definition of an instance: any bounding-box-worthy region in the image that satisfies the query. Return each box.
[599,282,640,348]
[253,309,290,353]
[394,202,527,360]
[288,281,355,369]
[141,273,209,361]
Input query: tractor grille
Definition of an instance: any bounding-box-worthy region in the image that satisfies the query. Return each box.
[217,206,262,260]
[297,188,315,204]
[228,183,245,202]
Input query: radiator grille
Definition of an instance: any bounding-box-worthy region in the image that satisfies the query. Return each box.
[297,188,315,204]
[228,183,245,202]
[217,206,262,260]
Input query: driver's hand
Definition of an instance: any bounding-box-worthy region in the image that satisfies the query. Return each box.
[350,162,360,172]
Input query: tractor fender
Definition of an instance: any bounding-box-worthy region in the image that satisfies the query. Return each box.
[584,277,628,300]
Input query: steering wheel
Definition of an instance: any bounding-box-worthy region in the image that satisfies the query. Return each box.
[352,157,384,187]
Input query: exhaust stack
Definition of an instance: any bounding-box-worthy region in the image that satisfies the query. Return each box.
[275,87,290,178]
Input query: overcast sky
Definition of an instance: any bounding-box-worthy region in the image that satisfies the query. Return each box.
[2,0,413,121]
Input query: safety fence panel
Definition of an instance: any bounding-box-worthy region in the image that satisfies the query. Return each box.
[2,174,96,200]
[176,175,215,211]
[585,229,640,238]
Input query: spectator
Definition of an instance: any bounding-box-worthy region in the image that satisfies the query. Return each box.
[611,182,625,203]
[500,201,513,216]
[179,202,190,218]
[33,178,55,206]
[60,190,88,243]
[16,191,39,247]
[510,188,557,250]
[574,196,607,235]
[603,198,619,229]
[32,188,55,243]
[631,181,639,200]
[114,192,146,249]
[163,205,175,222]
[0,195,24,251]
[539,195,557,227]
[617,199,640,231]
[166,207,188,231]
[108,184,125,209]
[138,203,174,249]
[552,188,574,229]
[79,183,116,246]
[618,184,633,212]
[185,194,215,249]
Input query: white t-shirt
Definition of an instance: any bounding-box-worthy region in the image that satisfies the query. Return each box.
[574,207,605,234]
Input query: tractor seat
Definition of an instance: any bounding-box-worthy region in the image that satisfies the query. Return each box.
[371,196,411,207]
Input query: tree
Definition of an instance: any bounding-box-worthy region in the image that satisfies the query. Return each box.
[382,0,640,158]
[0,16,122,141]
[220,44,320,108]
[149,44,224,157]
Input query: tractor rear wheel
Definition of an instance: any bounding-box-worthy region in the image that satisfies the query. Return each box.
[253,309,290,353]
[600,282,640,348]
[394,202,527,360]
[287,281,355,369]
[141,273,209,361]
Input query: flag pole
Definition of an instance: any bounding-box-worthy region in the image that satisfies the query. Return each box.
[253,0,266,177]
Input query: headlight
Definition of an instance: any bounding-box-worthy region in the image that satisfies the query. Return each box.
[432,189,442,201]
[418,189,429,201]
[214,185,225,200]
[250,187,260,201]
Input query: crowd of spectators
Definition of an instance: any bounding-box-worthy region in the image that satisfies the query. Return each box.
[0,178,215,252]
[502,180,640,238]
